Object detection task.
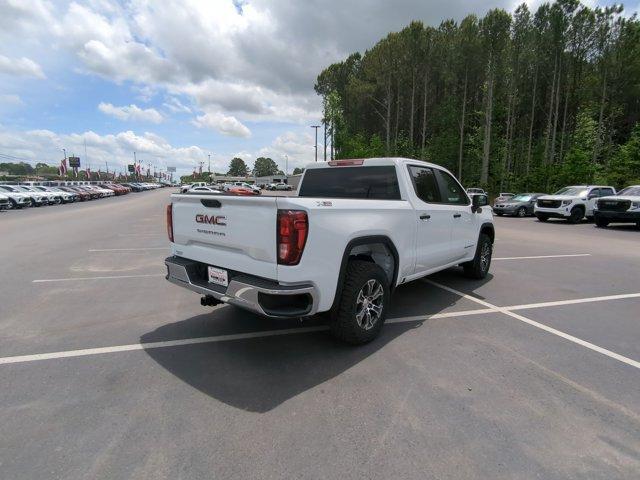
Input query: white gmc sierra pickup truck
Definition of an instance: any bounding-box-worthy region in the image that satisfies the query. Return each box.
[165,157,495,344]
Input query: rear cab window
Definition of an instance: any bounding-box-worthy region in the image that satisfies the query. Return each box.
[298,166,401,200]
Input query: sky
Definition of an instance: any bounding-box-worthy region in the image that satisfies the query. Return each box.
[0,0,636,178]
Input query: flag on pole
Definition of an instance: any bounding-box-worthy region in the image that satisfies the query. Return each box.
[59,158,68,176]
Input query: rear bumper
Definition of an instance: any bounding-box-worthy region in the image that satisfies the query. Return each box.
[594,210,640,222]
[165,256,318,318]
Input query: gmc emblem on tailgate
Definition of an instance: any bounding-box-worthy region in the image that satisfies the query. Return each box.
[195,214,227,226]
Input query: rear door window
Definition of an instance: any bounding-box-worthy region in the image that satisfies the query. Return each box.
[408,166,440,203]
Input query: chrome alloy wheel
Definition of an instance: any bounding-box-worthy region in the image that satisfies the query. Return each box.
[355,279,384,330]
[480,241,492,272]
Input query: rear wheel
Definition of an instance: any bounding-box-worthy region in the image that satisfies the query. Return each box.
[595,217,609,228]
[329,260,389,345]
[568,207,584,224]
[516,207,527,217]
[462,233,493,279]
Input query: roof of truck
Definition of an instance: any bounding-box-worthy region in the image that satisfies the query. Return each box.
[304,157,447,171]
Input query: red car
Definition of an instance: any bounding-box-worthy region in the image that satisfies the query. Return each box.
[59,186,91,201]
[102,184,128,195]
[228,186,259,196]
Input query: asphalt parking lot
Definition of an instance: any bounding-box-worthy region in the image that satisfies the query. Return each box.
[1,189,639,479]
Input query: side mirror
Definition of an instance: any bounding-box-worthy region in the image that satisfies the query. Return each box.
[472,194,488,212]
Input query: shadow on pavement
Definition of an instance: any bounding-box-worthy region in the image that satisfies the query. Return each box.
[141,320,420,412]
[140,271,470,412]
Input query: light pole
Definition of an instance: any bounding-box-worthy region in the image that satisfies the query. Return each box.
[310,125,320,162]
[208,154,211,174]
[284,154,288,176]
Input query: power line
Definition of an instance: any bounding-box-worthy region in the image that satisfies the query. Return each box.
[0,152,29,161]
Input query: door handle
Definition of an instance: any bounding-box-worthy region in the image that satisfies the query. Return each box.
[453,213,462,218]
[420,214,431,220]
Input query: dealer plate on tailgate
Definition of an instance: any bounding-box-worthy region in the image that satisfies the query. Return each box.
[207,266,228,287]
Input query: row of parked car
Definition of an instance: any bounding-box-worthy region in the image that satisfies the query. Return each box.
[488,185,640,227]
[179,181,295,196]
[0,182,163,210]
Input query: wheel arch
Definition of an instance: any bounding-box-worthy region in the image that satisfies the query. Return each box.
[480,222,495,243]
[330,235,400,312]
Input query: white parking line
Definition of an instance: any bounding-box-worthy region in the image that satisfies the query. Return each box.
[386,308,496,324]
[0,309,497,366]
[33,273,165,283]
[506,292,640,311]
[89,248,167,252]
[0,327,330,365]
[493,254,591,261]
[425,279,640,370]
[5,287,640,367]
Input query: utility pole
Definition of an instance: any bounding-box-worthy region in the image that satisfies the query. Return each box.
[208,154,211,173]
[311,125,320,162]
[284,155,288,176]
[323,123,327,161]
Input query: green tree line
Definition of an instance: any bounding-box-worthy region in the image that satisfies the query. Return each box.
[315,0,640,192]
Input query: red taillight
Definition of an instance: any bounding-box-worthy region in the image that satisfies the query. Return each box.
[166,204,174,242]
[277,210,308,265]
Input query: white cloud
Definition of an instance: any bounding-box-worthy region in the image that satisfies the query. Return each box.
[254,130,318,171]
[162,96,192,114]
[0,55,45,78]
[192,111,251,138]
[98,102,164,123]
[0,126,218,174]
[0,94,24,106]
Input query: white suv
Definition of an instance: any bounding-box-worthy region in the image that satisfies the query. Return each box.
[594,185,640,228]
[534,185,616,223]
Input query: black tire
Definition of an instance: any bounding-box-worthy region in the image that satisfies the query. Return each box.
[595,217,609,228]
[329,260,389,345]
[496,212,503,216]
[8,199,17,210]
[567,206,584,224]
[516,207,527,218]
[462,233,493,279]
[536,214,549,222]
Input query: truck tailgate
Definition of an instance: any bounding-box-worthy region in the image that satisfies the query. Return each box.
[171,194,279,280]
